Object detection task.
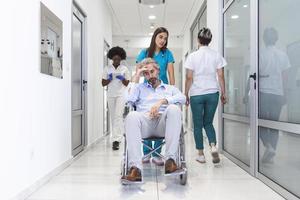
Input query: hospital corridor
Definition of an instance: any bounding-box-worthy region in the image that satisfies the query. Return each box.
[1,0,300,200]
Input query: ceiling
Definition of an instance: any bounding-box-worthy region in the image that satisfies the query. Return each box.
[106,0,198,37]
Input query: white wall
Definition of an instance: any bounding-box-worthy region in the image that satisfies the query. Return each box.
[75,0,112,145]
[0,0,112,199]
[0,1,72,199]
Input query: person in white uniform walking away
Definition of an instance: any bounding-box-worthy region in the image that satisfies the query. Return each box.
[185,28,227,164]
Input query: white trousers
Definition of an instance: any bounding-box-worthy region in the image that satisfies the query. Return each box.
[107,96,125,142]
[125,105,182,169]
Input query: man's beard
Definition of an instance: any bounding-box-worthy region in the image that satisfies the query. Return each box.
[148,77,158,86]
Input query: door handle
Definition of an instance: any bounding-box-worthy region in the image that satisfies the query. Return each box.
[249,73,256,81]
[83,80,87,84]
[249,73,256,89]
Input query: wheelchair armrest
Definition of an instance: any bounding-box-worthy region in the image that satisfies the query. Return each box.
[123,102,136,118]
[125,102,136,111]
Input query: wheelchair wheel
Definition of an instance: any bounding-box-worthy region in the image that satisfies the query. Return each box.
[121,137,128,178]
[121,157,126,176]
[179,127,187,185]
[179,163,187,185]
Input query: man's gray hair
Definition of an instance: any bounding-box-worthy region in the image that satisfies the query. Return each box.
[140,58,159,70]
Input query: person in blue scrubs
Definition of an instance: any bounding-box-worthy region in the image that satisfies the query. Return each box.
[136,27,175,166]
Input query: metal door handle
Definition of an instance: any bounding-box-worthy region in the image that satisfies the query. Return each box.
[249,73,256,81]
[249,73,257,89]
[83,80,87,84]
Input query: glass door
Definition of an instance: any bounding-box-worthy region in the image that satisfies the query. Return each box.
[257,0,300,199]
[222,0,253,172]
[222,0,300,199]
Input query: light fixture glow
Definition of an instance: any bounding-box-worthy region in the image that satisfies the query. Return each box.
[243,4,248,8]
[231,15,239,19]
[148,15,156,20]
[150,24,155,29]
[149,32,153,36]
[149,5,155,8]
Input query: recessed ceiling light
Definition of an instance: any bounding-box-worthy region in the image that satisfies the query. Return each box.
[231,15,239,19]
[149,5,155,8]
[243,4,248,8]
[148,15,156,20]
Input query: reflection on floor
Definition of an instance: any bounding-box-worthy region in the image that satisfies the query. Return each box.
[27,131,285,200]
[259,131,300,197]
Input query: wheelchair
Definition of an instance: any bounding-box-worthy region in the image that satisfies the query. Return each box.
[121,103,188,185]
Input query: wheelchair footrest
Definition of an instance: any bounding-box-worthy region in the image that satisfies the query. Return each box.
[121,178,144,185]
[164,168,187,177]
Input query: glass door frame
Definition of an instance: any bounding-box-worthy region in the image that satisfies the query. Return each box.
[220,0,257,175]
[103,40,110,136]
[222,0,300,199]
[255,0,300,199]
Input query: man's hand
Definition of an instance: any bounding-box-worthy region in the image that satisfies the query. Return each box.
[107,73,113,81]
[149,99,167,119]
[116,75,125,81]
[136,64,148,77]
[149,104,160,119]
[132,64,149,83]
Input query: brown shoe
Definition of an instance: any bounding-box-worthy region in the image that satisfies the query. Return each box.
[165,158,178,174]
[122,166,142,182]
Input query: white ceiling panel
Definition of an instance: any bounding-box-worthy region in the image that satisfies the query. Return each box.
[106,0,197,36]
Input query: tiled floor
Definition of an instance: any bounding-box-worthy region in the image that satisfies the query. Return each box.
[27,132,285,200]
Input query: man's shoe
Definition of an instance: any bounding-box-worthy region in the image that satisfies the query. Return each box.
[211,146,220,164]
[152,157,164,166]
[112,141,120,150]
[122,166,142,182]
[165,158,178,174]
[142,155,151,164]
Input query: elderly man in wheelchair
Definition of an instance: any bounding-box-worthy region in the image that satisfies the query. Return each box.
[121,58,186,184]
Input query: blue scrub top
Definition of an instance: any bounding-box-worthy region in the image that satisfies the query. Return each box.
[136,48,175,84]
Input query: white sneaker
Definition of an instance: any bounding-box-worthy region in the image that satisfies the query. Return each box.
[211,145,218,154]
[142,155,151,164]
[152,157,164,166]
[211,146,220,164]
[196,155,206,163]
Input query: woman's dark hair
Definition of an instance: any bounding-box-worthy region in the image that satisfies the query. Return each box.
[107,46,127,60]
[198,27,212,45]
[147,27,169,58]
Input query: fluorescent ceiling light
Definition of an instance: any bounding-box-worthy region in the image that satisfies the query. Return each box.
[139,0,165,5]
[243,4,248,8]
[148,15,156,20]
[231,15,239,19]
[149,5,155,8]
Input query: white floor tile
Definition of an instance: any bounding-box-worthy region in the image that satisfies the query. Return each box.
[27,131,285,200]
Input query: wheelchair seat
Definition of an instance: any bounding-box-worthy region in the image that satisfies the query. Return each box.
[142,136,165,140]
